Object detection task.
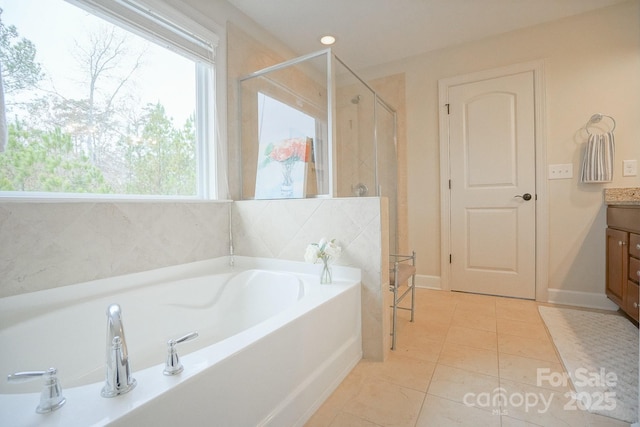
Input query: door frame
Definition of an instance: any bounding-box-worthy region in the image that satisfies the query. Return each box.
[438,60,549,302]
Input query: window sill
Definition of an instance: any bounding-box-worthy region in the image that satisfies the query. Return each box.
[0,192,229,203]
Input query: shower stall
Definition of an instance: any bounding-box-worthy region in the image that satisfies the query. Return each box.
[238,49,398,253]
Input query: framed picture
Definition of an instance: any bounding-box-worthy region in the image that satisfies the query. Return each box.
[254,92,317,199]
[255,136,312,199]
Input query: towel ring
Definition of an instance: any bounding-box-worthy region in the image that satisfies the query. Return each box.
[586,113,616,135]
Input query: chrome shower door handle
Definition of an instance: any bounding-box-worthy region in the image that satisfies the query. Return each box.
[514,193,532,201]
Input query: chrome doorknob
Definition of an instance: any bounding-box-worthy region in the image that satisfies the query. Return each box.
[514,193,532,201]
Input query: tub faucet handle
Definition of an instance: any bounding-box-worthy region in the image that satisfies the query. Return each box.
[7,367,66,413]
[164,331,199,375]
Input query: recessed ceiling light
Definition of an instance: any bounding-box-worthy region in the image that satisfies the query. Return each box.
[320,35,336,45]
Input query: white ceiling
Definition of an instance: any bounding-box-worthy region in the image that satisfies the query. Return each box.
[226,0,627,70]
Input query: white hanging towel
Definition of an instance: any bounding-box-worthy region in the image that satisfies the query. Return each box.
[580,131,615,183]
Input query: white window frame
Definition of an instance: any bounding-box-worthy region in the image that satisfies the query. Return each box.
[0,0,220,200]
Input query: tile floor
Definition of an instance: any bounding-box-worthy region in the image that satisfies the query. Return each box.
[305,288,632,427]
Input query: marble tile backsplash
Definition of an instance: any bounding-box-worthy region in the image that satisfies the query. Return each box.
[0,201,231,297]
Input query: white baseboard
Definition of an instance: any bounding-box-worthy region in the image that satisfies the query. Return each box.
[412,279,619,312]
[415,274,441,290]
[546,288,619,311]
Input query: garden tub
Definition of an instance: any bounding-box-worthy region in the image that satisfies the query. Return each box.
[0,256,362,426]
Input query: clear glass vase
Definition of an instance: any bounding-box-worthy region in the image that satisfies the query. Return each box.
[320,257,332,284]
[280,160,294,198]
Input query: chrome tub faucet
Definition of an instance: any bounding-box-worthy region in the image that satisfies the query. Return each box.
[7,368,66,413]
[101,304,136,397]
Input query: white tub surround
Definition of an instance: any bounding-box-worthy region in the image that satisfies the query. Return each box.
[0,257,362,427]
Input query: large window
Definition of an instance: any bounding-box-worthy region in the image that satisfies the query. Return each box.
[0,0,217,198]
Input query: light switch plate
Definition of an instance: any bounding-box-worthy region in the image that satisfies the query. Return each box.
[623,160,637,177]
[548,164,573,179]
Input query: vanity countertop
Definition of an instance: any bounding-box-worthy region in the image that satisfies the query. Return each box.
[604,188,640,206]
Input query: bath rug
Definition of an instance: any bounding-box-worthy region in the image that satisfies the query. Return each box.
[539,306,638,423]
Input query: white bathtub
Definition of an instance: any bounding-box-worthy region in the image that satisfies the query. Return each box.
[0,257,362,426]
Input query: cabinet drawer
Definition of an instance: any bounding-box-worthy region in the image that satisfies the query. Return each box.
[630,257,640,283]
[630,233,640,258]
[625,281,639,322]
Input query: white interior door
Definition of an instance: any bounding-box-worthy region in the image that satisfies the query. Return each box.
[447,71,536,299]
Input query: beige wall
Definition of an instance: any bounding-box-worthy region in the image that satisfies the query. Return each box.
[356,0,640,301]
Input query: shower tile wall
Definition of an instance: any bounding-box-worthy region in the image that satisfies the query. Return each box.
[233,197,389,360]
[0,201,231,297]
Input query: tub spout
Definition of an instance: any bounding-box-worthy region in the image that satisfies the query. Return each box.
[101,304,136,397]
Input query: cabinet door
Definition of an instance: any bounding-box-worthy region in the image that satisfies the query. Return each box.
[606,228,628,306]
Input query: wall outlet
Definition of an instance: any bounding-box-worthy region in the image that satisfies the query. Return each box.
[548,164,573,179]
[623,160,637,177]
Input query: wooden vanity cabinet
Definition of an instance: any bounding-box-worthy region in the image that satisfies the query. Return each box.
[606,206,640,322]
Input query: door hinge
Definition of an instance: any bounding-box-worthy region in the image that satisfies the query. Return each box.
[448,179,451,189]
[449,254,452,263]
[445,103,450,114]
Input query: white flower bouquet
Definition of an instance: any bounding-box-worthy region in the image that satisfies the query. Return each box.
[305,238,341,263]
[305,238,341,283]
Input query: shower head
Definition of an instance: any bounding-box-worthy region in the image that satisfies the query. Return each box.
[351,95,360,104]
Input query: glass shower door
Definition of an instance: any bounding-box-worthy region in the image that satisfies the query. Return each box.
[376,98,398,254]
